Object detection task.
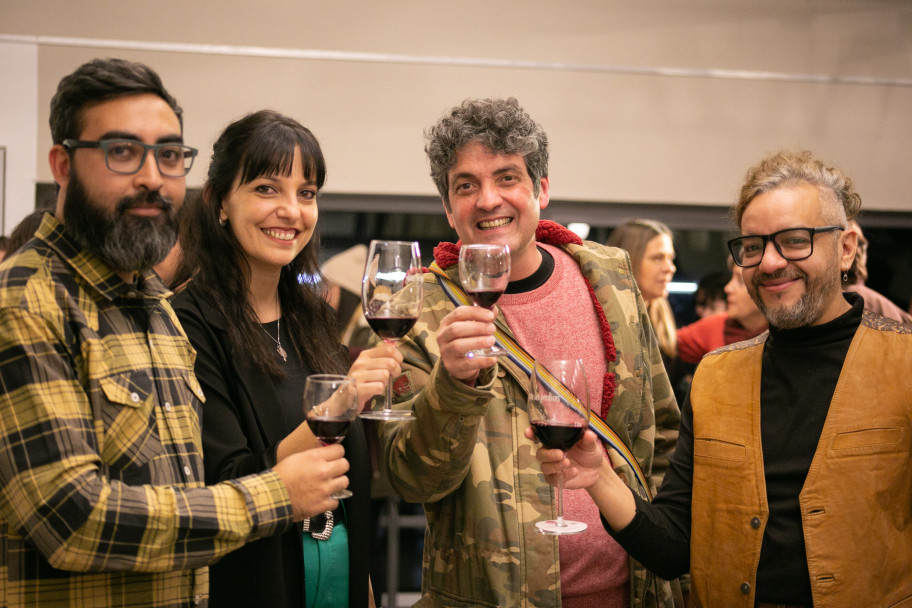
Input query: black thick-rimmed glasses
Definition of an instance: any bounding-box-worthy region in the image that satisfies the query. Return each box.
[727,226,844,268]
[62,139,198,177]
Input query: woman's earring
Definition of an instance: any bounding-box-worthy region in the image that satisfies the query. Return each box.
[219,217,227,227]
[843,271,848,282]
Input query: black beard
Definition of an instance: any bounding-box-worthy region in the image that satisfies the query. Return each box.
[62,171,179,274]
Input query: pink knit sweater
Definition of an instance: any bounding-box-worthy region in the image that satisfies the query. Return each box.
[499,243,630,608]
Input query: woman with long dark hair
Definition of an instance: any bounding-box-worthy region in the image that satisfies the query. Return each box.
[172,109,397,607]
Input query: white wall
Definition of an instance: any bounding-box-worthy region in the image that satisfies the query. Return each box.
[1,0,910,226]
[0,42,38,234]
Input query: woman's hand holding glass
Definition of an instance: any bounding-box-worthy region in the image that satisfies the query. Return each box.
[347,341,403,410]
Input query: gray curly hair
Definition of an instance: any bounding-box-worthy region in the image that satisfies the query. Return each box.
[425,97,548,209]
[734,150,862,228]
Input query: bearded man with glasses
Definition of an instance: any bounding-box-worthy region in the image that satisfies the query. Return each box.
[0,58,352,608]
[532,149,912,607]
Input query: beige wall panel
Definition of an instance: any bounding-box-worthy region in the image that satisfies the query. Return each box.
[7,0,911,213]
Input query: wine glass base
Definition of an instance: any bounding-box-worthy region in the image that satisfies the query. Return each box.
[360,409,414,421]
[535,520,587,535]
[466,345,509,358]
[331,489,353,499]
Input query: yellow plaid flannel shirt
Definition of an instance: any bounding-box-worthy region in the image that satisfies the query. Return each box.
[0,215,293,607]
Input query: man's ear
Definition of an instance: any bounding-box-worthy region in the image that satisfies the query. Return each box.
[49,145,71,188]
[839,226,858,274]
[537,176,551,211]
[442,198,456,230]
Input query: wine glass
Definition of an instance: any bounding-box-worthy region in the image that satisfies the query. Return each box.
[303,374,359,499]
[360,240,423,421]
[528,358,590,535]
[458,243,510,358]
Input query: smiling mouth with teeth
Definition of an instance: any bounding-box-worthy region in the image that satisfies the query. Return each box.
[263,228,296,241]
[477,218,513,229]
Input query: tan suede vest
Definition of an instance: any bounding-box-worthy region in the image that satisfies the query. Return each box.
[687,314,912,607]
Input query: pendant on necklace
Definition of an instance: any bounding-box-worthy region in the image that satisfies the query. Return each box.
[276,344,287,362]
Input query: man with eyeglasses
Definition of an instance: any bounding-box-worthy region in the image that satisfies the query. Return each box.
[532,149,912,607]
[0,58,349,607]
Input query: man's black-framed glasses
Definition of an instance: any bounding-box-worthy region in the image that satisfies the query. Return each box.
[727,226,844,268]
[63,139,198,177]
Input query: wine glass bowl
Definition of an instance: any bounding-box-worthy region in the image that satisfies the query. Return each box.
[361,240,423,420]
[303,374,360,499]
[458,244,510,358]
[528,358,590,535]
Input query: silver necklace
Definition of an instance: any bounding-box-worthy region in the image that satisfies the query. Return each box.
[261,296,287,362]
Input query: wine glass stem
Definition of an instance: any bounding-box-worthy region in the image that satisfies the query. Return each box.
[556,471,566,527]
[383,338,395,410]
[384,373,393,410]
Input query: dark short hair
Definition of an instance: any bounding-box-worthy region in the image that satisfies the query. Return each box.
[49,58,183,144]
[425,97,548,209]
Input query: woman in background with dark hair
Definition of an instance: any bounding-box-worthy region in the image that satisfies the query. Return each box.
[172,110,397,607]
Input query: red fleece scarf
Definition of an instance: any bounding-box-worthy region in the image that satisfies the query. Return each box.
[431,220,618,419]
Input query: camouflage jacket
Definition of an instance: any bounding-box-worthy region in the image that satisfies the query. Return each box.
[379,233,681,608]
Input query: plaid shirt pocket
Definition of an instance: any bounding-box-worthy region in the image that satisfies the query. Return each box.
[98,370,161,471]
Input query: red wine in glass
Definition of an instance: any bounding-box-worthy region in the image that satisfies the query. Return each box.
[530,420,586,451]
[306,417,353,445]
[458,244,510,358]
[365,313,418,342]
[467,289,505,310]
[360,240,423,421]
[528,358,590,535]
[303,374,359,499]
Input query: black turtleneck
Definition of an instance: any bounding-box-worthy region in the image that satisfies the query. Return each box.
[609,293,865,605]
[755,292,863,603]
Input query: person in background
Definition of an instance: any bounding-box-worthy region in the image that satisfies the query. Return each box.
[0,58,346,608]
[606,219,678,361]
[532,149,912,606]
[842,219,912,324]
[0,235,9,262]
[172,109,397,608]
[2,209,48,259]
[379,97,682,607]
[691,271,728,320]
[321,243,373,357]
[676,261,768,364]
[607,219,691,406]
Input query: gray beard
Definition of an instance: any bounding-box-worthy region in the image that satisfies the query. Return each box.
[749,261,840,330]
[63,171,179,274]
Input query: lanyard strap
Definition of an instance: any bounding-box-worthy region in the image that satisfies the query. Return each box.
[428,263,652,500]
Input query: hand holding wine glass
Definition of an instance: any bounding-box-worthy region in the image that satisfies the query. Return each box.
[528,358,590,535]
[458,244,510,358]
[303,374,360,499]
[361,240,423,420]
